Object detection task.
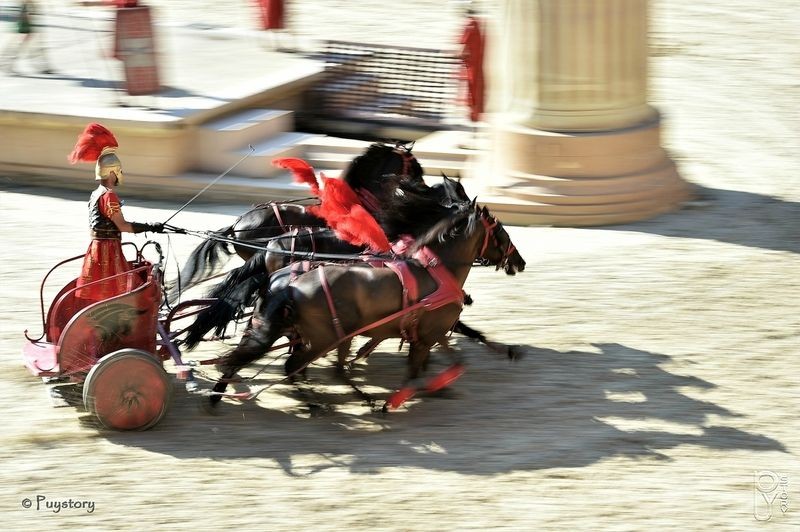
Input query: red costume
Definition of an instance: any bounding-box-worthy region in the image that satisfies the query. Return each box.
[256,0,285,30]
[78,186,130,301]
[68,123,135,305]
[459,15,486,123]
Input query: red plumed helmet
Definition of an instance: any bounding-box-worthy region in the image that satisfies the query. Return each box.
[68,123,119,164]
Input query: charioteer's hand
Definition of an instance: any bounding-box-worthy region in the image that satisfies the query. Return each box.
[131,222,165,233]
[164,224,187,234]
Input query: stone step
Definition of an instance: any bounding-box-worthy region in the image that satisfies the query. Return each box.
[198,109,295,151]
[195,109,296,172]
[167,171,316,204]
[200,132,321,178]
[295,135,373,155]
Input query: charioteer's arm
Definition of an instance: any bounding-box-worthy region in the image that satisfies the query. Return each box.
[108,208,164,234]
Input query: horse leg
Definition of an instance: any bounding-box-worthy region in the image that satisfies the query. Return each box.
[349,337,383,367]
[332,339,380,408]
[452,320,521,360]
[284,343,338,416]
[284,343,312,383]
[209,297,288,406]
[334,339,353,375]
[384,342,433,411]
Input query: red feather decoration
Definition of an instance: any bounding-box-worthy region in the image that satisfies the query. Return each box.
[272,157,320,194]
[272,157,389,251]
[309,175,391,253]
[272,157,391,252]
[68,123,119,164]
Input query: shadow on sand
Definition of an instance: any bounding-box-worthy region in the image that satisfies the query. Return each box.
[609,185,800,254]
[95,339,787,477]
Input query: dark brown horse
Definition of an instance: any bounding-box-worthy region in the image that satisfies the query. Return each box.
[207,202,525,410]
[171,142,424,297]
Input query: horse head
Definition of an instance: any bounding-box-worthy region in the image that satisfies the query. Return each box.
[475,205,526,276]
[341,142,424,213]
[432,174,470,207]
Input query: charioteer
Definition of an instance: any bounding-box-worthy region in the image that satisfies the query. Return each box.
[68,122,165,306]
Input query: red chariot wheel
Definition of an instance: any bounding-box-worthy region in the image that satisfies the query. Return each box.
[83,349,172,430]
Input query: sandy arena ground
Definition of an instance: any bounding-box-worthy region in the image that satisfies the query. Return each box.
[1,1,798,530]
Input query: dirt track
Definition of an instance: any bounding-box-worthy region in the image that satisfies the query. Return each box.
[2,1,799,530]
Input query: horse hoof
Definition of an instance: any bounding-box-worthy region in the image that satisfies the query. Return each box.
[307,402,334,417]
[507,346,524,361]
[386,387,416,410]
[200,396,223,415]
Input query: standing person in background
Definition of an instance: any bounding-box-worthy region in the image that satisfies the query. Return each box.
[255,0,290,50]
[458,5,486,124]
[68,123,164,305]
[2,0,52,74]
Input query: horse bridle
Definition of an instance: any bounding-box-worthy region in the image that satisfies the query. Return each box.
[393,143,416,177]
[477,211,516,270]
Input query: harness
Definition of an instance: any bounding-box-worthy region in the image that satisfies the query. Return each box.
[477,213,517,270]
[270,202,288,232]
[294,210,513,358]
[315,245,465,345]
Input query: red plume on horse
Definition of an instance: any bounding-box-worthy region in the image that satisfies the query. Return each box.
[273,157,391,253]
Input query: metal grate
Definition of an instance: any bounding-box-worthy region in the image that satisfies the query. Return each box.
[308,40,462,128]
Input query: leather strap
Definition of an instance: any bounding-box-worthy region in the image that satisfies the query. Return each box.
[318,266,346,339]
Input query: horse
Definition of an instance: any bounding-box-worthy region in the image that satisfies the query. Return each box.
[182,176,526,357]
[171,142,424,298]
[181,175,466,344]
[206,201,525,410]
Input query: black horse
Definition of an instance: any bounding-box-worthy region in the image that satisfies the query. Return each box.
[207,202,525,410]
[183,180,526,362]
[171,142,424,298]
[182,175,469,347]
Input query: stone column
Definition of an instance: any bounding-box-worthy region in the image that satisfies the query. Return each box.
[479,0,690,226]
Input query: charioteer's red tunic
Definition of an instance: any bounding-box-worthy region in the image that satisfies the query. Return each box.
[76,186,130,303]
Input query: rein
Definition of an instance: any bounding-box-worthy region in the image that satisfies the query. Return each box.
[181,227,393,262]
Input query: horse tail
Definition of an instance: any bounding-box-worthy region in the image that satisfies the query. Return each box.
[206,251,267,300]
[210,285,295,405]
[168,225,235,301]
[182,269,267,350]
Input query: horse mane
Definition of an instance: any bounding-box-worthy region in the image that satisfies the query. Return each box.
[377,176,467,240]
[408,202,477,254]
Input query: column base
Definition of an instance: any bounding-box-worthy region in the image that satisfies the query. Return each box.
[472,118,692,226]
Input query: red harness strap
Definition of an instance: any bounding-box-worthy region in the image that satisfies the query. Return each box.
[412,247,465,310]
[300,246,465,353]
[383,246,465,342]
[318,266,346,339]
[290,260,313,280]
[356,189,381,216]
[271,202,288,232]
[287,227,317,257]
[385,261,421,341]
